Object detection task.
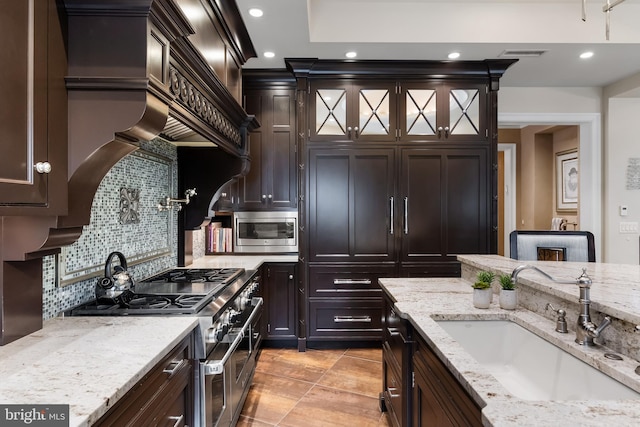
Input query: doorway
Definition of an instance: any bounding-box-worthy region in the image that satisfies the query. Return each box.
[497,113,602,260]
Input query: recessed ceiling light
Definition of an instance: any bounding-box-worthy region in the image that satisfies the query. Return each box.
[345,51,357,59]
[263,51,275,58]
[448,52,461,59]
[580,51,594,59]
[249,8,263,17]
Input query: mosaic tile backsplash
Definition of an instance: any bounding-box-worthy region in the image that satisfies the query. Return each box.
[42,138,179,319]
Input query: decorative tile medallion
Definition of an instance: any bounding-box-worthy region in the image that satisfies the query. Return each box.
[119,187,140,224]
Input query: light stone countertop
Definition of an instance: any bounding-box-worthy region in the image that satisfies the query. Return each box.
[457,255,640,326]
[380,270,640,426]
[0,316,199,427]
[188,254,298,270]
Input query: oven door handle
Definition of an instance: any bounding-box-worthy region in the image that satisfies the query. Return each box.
[203,297,263,376]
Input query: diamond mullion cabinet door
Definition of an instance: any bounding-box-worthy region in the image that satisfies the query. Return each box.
[398,81,488,143]
[309,80,396,143]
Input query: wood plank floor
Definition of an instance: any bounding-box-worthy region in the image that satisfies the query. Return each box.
[238,347,392,427]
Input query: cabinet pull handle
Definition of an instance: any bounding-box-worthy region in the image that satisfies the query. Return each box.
[387,327,401,337]
[289,274,294,280]
[444,126,449,138]
[347,126,352,138]
[333,279,371,285]
[387,387,400,398]
[353,126,359,138]
[403,197,409,235]
[268,194,272,200]
[168,415,184,427]
[163,359,186,376]
[261,194,266,202]
[334,315,372,323]
[389,196,394,235]
[437,126,443,138]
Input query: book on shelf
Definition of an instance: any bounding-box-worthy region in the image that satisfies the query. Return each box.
[206,222,233,253]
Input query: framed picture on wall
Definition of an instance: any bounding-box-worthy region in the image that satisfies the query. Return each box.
[556,150,578,212]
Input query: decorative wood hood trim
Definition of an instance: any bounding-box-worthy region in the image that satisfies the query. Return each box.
[52,0,257,240]
[168,66,242,147]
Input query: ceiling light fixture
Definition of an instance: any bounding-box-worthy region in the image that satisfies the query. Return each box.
[248,8,263,18]
[345,51,357,59]
[580,51,594,59]
[263,51,275,58]
[448,52,460,60]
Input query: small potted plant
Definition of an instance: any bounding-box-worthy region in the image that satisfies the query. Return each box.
[498,273,517,310]
[472,270,495,309]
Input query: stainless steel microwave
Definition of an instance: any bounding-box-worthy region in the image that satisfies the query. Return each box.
[234,211,298,253]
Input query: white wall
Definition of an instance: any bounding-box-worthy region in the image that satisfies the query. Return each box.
[499,87,602,114]
[602,97,640,264]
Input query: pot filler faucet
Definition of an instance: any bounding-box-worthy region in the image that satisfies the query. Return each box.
[510,265,611,346]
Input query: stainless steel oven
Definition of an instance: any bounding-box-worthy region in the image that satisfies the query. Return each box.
[234,211,298,253]
[200,280,262,427]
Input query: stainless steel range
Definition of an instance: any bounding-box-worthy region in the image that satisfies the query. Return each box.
[69,267,263,427]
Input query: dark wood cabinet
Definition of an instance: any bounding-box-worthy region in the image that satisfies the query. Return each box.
[381,293,413,427]
[381,290,482,427]
[95,333,195,427]
[282,59,514,349]
[306,265,395,342]
[241,73,297,210]
[262,262,298,343]
[308,148,396,263]
[398,82,488,143]
[309,80,487,144]
[0,0,67,215]
[412,334,482,427]
[398,147,489,275]
[309,80,397,142]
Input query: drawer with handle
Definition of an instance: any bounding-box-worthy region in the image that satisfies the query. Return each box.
[308,300,382,339]
[94,334,194,426]
[308,265,396,297]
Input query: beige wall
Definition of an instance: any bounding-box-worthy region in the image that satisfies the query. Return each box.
[552,126,579,228]
[499,125,579,233]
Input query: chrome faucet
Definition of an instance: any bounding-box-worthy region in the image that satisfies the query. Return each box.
[574,269,612,346]
[511,265,611,346]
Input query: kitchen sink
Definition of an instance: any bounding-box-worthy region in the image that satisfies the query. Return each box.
[436,320,640,401]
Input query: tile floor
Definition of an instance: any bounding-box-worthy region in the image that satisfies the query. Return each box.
[238,347,392,427]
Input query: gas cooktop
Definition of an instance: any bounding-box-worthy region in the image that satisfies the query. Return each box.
[69,267,245,316]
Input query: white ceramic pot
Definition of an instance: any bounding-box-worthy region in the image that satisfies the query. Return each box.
[472,288,493,309]
[499,289,517,310]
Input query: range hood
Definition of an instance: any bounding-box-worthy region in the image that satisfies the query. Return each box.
[52,0,258,247]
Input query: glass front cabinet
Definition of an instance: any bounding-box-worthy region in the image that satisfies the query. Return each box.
[309,80,397,142]
[309,80,488,143]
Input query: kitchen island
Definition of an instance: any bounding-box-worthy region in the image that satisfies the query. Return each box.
[380,255,640,426]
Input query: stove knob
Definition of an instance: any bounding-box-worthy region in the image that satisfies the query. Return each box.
[206,325,227,344]
[228,309,240,323]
